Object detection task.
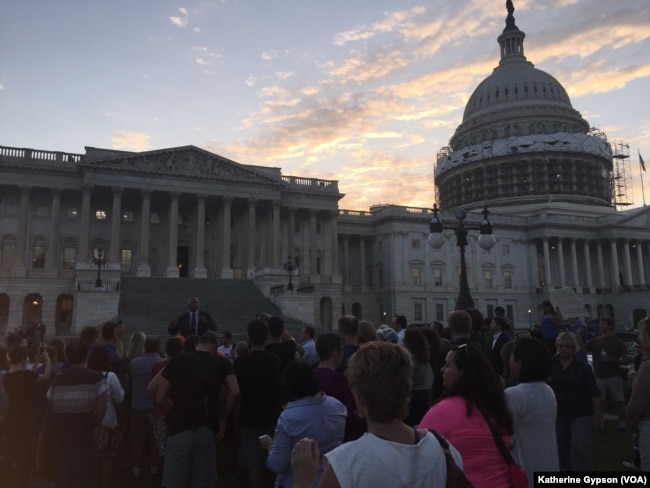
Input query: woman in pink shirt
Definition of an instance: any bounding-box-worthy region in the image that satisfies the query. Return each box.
[419,343,513,487]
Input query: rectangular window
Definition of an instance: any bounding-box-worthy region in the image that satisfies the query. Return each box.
[32,245,46,268]
[122,211,134,222]
[502,244,510,255]
[484,270,493,288]
[378,268,384,288]
[121,249,132,273]
[412,267,421,286]
[486,304,495,319]
[316,223,321,234]
[504,270,512,288]
[95,210,107,221]
[66,208,78,219]
[435,304,444,322]
[150,213,160,224]
[433,268,442,287]
[1,243,15,269]
[411,239,420,249]
[5,203,18,216]
[63,247,76,270]
[294,221,300,233]
[507,305,514,322]
[414,303,423,321]
[36,205,49,218]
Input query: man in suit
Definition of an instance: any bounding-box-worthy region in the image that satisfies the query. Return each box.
[168,296,217,337]
[490,316,512,377]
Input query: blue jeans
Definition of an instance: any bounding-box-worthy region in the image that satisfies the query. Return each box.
[162,425,217,488]
[556,415,593,471]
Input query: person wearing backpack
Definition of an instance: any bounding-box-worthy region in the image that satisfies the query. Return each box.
[157,334,240,488]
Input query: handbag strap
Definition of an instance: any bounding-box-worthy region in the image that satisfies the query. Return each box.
[427,430,472,488]
[477,405,516,465]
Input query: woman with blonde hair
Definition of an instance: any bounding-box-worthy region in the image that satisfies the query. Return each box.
[292,341,463,487]
[126,332,146,361]
[627,317,650,471]
[549,331,600,471]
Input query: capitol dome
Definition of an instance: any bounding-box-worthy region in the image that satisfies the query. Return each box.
[435,1,613,210]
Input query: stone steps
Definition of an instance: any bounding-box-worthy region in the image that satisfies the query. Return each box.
[117,277,308,341]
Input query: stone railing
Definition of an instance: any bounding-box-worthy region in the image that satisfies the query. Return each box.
[282,176,339,193]
[0,145,83,167]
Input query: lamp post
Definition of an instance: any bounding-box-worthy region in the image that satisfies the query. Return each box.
[528,309,533,329]
[283,259,297,292]
[93,248,106,288]
[427,205,496,310]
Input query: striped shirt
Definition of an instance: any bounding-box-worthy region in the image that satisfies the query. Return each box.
[46,366,107,447]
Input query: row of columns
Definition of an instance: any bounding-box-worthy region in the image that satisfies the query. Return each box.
[9,186,341,282]
[539,237,648,290]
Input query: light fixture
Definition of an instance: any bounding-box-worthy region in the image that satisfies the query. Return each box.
[427,205,495,310]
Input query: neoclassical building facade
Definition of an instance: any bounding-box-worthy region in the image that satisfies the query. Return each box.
[0,2,648,337]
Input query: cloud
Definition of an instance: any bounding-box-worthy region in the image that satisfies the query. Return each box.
[192,46,222,71]
[204,0,650,209]
[169,7,189,27]
[111,131,151,152]
[0,83,4,91]
[334,6,427,45]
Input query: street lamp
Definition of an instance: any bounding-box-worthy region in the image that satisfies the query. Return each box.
[283,259,297,292]
[528,309,533,329]
[427,205,496,310]
[93,248,106,288]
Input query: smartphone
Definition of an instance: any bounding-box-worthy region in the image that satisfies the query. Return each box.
[258,434,271,442]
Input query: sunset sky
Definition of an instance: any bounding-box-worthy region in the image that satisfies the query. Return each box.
[1,0,649,210]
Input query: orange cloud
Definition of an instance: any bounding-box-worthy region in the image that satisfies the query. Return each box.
[111,131,151,152]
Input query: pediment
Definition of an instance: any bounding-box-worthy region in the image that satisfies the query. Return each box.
[81,146,280,186]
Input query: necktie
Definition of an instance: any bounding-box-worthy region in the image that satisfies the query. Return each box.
[191,313,197,335]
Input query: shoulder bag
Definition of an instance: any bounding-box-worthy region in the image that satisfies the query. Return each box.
[428,429,474,488]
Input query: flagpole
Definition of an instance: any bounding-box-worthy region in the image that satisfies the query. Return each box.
[640,150,647,207]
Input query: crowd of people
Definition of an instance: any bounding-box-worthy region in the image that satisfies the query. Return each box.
[0,296,648,487]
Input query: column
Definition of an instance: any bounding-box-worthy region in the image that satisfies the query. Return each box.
[12,186,30,276]
[136,190,151,276]
[343,235,350,288]
[596,242,606,289]
[570,239,579,288]
[557,239,566,288]
[528,240,539,289]
[288,207,296,261]
[109,187,123,263]
[272,201,281,269]
[166,192,180,277]
[247,199,257,277]
[636,241,646,287]
[542,238,553,289]
[359,236,367,290]
[192,194,207,278]
[220,197,233,279]
[45,188,62,269]
[623,240,633,287]
[79,185,92,263]
[331,211,340,283]
[610,240,621,292]
[309,210,318,281]
[583,241,593,290]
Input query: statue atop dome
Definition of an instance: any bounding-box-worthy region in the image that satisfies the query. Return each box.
[505,0,518,30]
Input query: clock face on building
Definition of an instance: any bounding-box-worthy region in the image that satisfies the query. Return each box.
[455,209,467,221]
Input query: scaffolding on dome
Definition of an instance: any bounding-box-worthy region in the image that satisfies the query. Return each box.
[611,141,632,208]
[434,146,452,204]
